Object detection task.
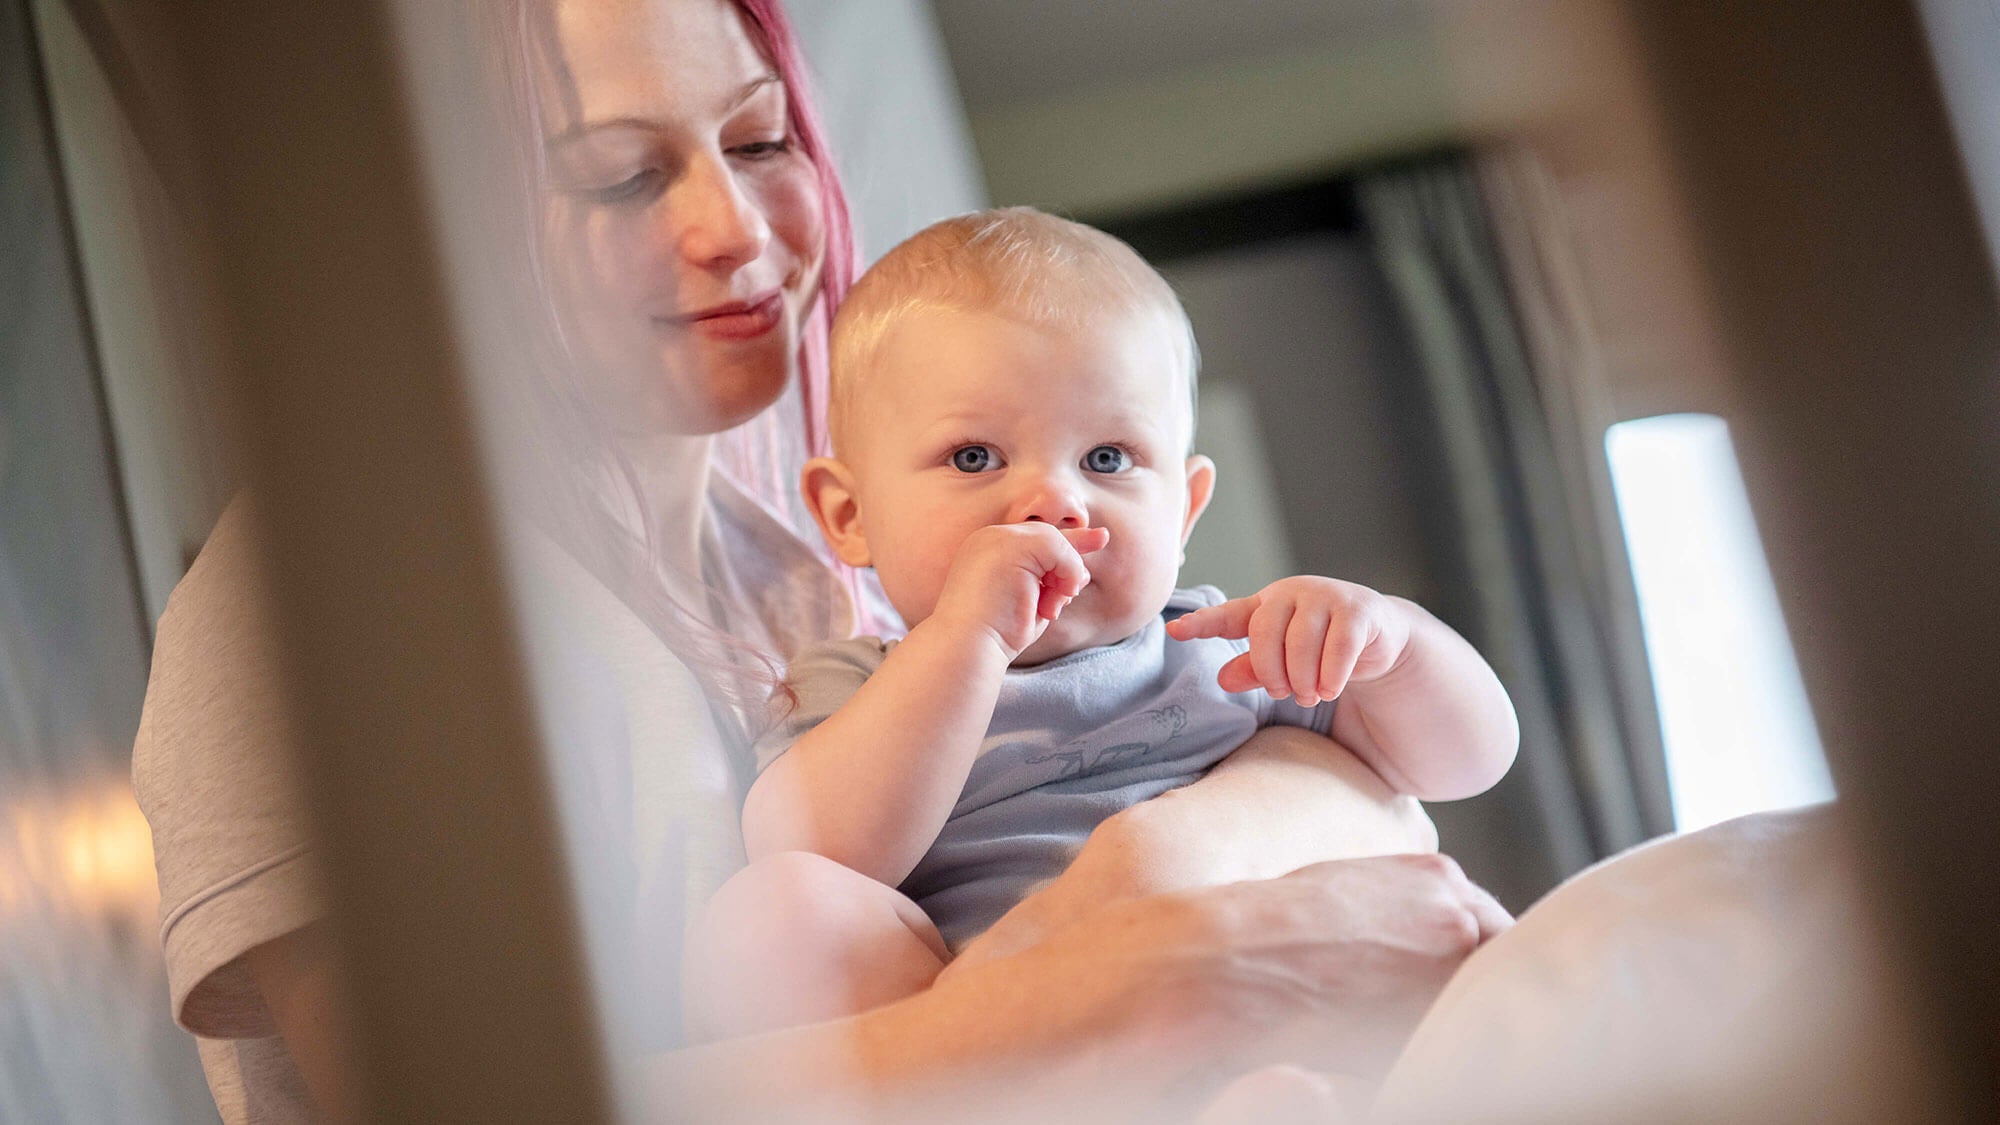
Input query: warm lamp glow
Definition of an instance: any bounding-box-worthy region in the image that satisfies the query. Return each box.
[0,776,160,933]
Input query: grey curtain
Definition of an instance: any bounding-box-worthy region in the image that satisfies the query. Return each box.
[1358,155,1672,908]
[2,0,214,1118]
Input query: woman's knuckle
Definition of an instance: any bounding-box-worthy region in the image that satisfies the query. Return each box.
[1438,903,1483,953]
[1406,851,1456,877]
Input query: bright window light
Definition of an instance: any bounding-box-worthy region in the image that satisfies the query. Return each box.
[1605,414,1835,832]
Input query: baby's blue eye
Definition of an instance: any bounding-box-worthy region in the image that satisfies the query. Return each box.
[951,445,998,473]
[1083,445,1130,474]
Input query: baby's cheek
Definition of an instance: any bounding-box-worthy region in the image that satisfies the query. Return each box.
[899,544,962,625]
[1087,558,1161,635]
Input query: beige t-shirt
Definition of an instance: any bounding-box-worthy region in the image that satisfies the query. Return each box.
[134,478,860,1122]
[132,499,321,1123]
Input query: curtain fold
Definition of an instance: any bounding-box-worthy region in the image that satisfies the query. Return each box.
[1358,155,1670,901]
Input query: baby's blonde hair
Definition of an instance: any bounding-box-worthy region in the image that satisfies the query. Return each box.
[828,207,1199,451]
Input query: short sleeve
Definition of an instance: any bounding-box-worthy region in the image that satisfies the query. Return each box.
[751,636,889,773]
[1262,693,1338,735]
[132,499,325,1040]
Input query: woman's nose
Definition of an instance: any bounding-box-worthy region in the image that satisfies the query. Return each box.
[1011,481,1089,529]
[668,155,770,270]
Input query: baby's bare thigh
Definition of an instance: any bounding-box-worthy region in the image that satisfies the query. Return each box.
[683,851,949,1041]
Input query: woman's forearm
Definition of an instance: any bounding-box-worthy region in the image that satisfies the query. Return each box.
[646,946,1129,1124]
[1119,724,1440,884]
[648,854,1508,1123]
[951,726,1436,971]
[244,926,360,1124]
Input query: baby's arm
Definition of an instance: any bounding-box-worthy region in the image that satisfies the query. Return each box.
[742,523,1109,886]
[1168,578,1518,802]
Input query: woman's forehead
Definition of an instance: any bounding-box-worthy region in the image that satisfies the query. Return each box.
[549,0,775,129]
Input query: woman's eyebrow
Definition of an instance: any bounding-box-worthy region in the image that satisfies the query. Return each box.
[545,75,782,150]
[726,73,783,113]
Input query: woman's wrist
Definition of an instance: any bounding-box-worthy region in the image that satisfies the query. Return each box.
[904,890,1291,1113]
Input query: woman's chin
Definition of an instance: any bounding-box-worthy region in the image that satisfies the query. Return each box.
[676,345,795,433]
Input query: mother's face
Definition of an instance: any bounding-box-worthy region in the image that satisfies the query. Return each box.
[542,0,825,436]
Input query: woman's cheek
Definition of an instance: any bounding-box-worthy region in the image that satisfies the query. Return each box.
[588,212,660,313]
[751,160,824,277]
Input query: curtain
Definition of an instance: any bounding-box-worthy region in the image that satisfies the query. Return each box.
[1358,155,1671,905]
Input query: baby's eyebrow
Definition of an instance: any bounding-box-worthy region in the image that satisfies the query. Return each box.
[915,410,995,436]
[1097,412,1171,440]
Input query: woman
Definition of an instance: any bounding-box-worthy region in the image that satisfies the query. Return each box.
[133,0,1506,1120]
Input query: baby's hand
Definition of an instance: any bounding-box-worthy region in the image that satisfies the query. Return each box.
[1166,577,1412,706]
[927,523,1111,660]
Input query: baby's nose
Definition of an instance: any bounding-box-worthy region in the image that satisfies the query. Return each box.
[1017,485,1088,529]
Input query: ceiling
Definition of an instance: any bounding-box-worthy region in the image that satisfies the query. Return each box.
[927,0,1436,111]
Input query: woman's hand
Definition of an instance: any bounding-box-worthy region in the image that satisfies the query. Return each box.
[1044,853,1510,1073]
[650,853,1509,1123]
[909,854,1507,1116]
[950,725,1439,974]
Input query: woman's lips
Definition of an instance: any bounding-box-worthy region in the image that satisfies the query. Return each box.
[681,292,783,341]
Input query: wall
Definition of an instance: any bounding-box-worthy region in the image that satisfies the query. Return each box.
[33,0,233,626]
[789,0,987,258]
[930,0,1454,217]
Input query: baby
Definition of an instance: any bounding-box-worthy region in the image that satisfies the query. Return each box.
[685,208,1518,1040]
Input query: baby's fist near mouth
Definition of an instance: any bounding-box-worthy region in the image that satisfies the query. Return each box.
[929,522,1113,662]
[1037,525,1111,621]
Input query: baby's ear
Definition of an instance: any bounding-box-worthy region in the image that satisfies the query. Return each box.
[802,457,872,567]
[1180,454,1217,547]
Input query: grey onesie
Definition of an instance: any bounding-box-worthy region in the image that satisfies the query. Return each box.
[755,586,1335,951]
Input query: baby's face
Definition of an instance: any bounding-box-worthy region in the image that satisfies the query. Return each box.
[830,305,1209,665]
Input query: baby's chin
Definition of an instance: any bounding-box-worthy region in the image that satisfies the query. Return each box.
[1012,602,1160,668]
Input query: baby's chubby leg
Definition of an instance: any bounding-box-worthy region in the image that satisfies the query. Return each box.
[682,851,950,1042]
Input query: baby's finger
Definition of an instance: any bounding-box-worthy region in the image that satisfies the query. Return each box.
[1285,607,1331,705]
[1317,618,1368,701]
[1036,587,1072,622]
[1061,525,1111,556]
[1019,523,1093,601]
[1166,596,1260,641]
[1246,598,1294,699]
[1216,651,1262,694]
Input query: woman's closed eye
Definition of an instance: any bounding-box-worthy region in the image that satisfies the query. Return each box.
[576,169,664,206]
[950,445,1001,473]
[727,136,792,160]
[1082,444,1132,474]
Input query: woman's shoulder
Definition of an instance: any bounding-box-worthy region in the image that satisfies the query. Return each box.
[152,496,272,652]
[705,470,875,652]
[135,497,295,796]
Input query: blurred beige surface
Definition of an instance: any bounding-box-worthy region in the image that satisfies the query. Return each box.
[1374,805,1941,1123]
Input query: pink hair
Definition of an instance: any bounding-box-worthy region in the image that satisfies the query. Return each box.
[710,0,881,635]
[489,0,883,710]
